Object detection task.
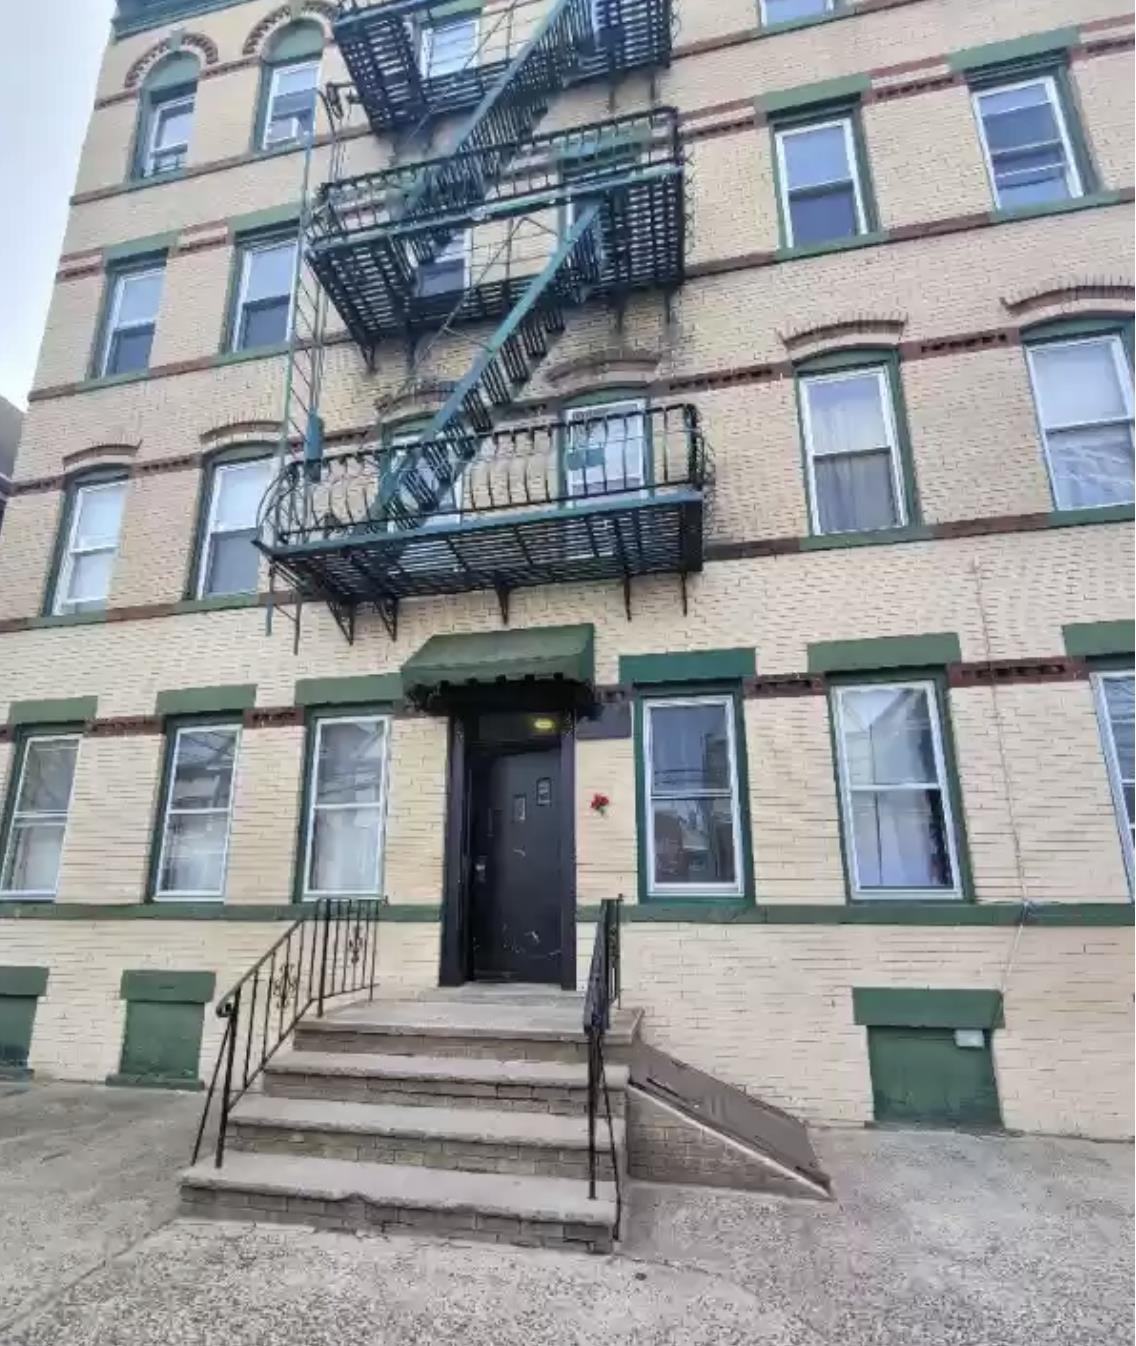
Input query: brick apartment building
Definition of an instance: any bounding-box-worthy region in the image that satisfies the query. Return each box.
[0,0,1133,1158]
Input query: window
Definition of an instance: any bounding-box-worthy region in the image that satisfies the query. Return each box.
[415,231,469,298]
[197,457,273,598]
[53,479,127,615]
[232,237,296,351]
[154,724,240,898]
[143,90,194,175]
[775,117,866,247]
[643,697,744,897]
[262,60,319,148]
[302,715,390,897]
[800,367,906,534]
[420,16,478,78]
[0,734,80,897]
[761,0,833,23]
[1094,672,1135,888]
[565,401,646,499]
[100,266,163,377]
[1025,336,1134,510]
[386,431,461,528]
[833,682,960,897]
[972,77,1082,210]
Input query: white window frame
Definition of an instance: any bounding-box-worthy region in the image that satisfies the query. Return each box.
[564,399,647,499]
[196,457,272,598]
[53,478,127,615]
[643,695,745,899]
[760,0,834,25]
[232,237,297,352]
[414,229,472,297]
[154,723,241,901]
[261,59,320,150]
[0,733,80,899]
[144,91,195,175]
[301,714,391,900]
[971,75,1082,210]
[799,366,907,535]
[100,265,163,377]
[420,14,479,78]
[1093,671,1135,892]
[832,680,961,899]
[1024,335,1135,511]
[387,431,462,528]
[774,116,866,248]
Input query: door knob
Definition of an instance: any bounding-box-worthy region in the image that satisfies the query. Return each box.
[473,859,487,882]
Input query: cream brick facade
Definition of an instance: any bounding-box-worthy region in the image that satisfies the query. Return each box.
[0,0,1131,1141]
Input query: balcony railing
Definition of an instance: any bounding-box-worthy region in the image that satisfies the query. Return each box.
[334,0,674,133]
[309,109,684,350]
[259,402,708,620]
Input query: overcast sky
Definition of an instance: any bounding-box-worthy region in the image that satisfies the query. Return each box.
[0,2,115,409]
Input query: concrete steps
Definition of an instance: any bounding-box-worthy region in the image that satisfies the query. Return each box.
[180,989,632,1251]
[263,1049,629,1116]
[180,1152,618,1253]
[227,1094,623,1181]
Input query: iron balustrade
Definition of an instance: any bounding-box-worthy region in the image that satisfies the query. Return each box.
[190,898,383,1169]
[583,897,622,1229]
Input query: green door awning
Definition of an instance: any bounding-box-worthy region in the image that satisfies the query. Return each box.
[401,624,595,703]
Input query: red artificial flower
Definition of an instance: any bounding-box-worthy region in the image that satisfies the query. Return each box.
[590,792,610,812]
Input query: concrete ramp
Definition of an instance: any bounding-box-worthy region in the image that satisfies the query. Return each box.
[627,1043,832,1201]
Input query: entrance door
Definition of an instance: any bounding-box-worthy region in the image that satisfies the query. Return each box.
[469,747,562,982]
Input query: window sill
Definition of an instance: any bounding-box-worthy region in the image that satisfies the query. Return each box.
[758,10,843,38]
[172,593,262,615]
[213,341,291,367]
[78,367,155,393]
[106,1073,204,1091]
[799,524,933,551]
[150,894,226,904]
[849,892,967,904]
[28,609,108,630]
[1047,503,1135,528]
[775,229,888,262]
[990,189,1124,225]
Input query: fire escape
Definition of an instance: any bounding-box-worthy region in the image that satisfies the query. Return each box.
[259,0,706,643]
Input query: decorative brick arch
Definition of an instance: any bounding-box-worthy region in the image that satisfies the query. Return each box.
[1002,278,1135,321]
[242,2,336,57]
[124,32,218,91]
[778,314,908,355]
[61,442,140,472]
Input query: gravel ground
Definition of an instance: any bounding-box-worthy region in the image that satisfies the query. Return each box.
[0,1081,1131,1346]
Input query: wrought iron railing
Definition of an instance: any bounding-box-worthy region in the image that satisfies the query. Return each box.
[190,898,383,1169]
[261,402,706,545]
[584,896,622,1229]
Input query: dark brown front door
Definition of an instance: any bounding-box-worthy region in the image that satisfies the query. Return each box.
[469,747,562,982]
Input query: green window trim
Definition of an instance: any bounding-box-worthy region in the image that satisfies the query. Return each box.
[1063,621,1135,660]
[86,254,168,384]
[807,633,962,675]
[0,966,49,1078]
[620,648,756,686]
[767,97,879,252]
[184,444,276,600]
[0,726,85,904]
[7,697,98,727]
[119,969,216,1003]
[251,22,324,155]
[39,467,130,619]
[291,704,393,903]
[1022,313,1134,372]
[144,713,243,903]
[154,685,257,718]
[128,53,199,184]
[632,686,756,905]
[294,674,403,708]
[793,346,921,537]
[853,986,1004,1029]
[0,966,50,997]
[825,667,975,904]
[949,28,1080,78]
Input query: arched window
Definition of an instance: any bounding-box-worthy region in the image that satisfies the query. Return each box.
[134,51,199,180]
[256,20,323,151]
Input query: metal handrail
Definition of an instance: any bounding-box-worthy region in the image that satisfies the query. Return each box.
[583,896,622,1234]
[190,897,383,1169]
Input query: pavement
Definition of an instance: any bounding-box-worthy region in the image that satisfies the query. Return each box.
[0,1080,1132,1346]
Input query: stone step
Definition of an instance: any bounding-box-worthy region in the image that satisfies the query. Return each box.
[263,1049,629,1116]
[181,1152,617,1253]
[229,1094,624,1182]
[295,999,641,1064]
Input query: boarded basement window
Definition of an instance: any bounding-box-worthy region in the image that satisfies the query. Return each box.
[107,969,216,1090]
[0,967,49,1079]
[853,987,1004,1129]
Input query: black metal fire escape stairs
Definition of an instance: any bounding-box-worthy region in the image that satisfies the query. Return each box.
[261,0,692,646]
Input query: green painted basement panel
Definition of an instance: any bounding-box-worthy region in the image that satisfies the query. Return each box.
[115,1000,206,1087]
[867,1026,1002,1128]
[0,997,39,1073]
